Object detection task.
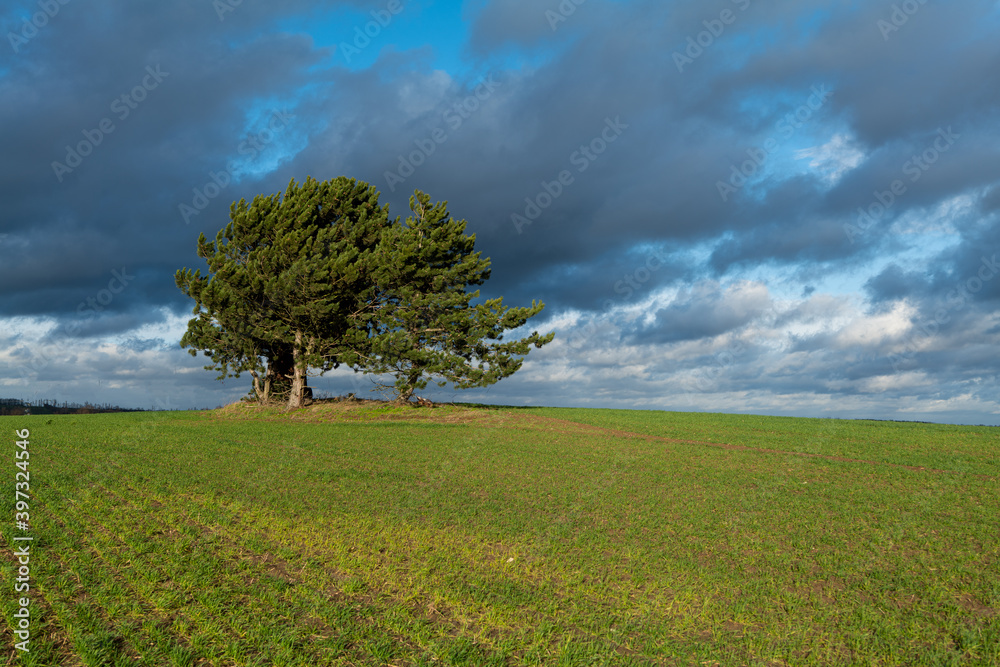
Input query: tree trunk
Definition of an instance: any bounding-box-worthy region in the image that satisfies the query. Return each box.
[250,370,269,403]
[260,345,294,404]
[288,331,309,409]
[395,372,420,404]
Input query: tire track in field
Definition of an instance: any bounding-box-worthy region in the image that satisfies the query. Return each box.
[82,482,352,666]
[107,482,435,665]
[36,486,211,666]
[518,414,997,479]
[33,472,383,666]
[0,530,84,667]
[29,449,217,665]
[131,486,654,665]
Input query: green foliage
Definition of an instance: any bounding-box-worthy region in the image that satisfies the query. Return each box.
[175,176,392,406]
[362,192,555,401]
[176,178,553,405]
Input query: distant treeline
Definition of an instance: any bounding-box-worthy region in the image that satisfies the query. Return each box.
[0,398,145,416]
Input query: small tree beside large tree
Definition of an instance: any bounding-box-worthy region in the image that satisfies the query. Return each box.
[360,192,554,402]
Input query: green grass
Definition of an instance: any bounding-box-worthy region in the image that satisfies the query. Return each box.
[1,403,997,665]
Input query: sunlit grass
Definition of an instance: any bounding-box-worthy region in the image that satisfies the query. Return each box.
[1,404,997,665]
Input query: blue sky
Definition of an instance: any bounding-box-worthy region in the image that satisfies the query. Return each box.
[2,0,999,424]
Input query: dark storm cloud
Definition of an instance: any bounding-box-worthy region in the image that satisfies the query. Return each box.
[981,185,1000,215]
[451,0,996,298]
[464,0,564,53]
[864,263,928,304]
[0,4,932,307]
[929,222,1000,304]
[860,192,1000,315]
[0,0,335,323]
[3,0,997,319]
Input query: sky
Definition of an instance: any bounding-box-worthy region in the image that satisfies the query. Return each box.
[2,0,999,424]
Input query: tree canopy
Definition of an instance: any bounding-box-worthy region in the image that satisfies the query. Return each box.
[175,176,391,407]
[176,176,553,408]
[361,192,553,401]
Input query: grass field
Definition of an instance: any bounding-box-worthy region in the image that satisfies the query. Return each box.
[1,402,997,665]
